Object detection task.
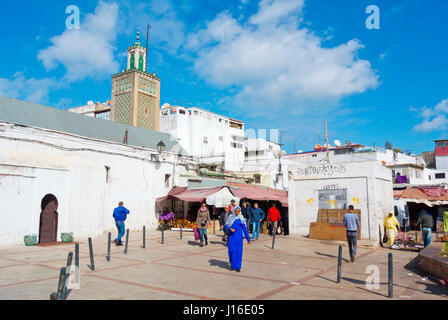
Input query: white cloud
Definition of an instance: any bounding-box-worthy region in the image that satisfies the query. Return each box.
[117,0,186,55]
[413,99,448,132]
[0,72,56,104]
[38,1,120,82]
[186,0,379,114]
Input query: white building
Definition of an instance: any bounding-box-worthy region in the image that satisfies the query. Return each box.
[0,95,196,246]
[284,144,436,186]
[160,104,245,172]
[435,139,448,170]
[242,137,290,190]
[67,101,111,120]
[288,161,393,241]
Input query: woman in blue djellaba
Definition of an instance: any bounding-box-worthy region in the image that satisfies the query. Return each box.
[225,206,251,272]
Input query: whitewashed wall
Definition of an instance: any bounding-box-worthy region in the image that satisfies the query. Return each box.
[288,161,393,241]
[0,122,196,246]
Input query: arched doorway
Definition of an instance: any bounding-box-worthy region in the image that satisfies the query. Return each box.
[39,194,59,243]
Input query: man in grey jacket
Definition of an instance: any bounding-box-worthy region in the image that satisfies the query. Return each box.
[343,205,359,263]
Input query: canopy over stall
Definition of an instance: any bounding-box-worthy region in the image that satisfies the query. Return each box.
[205,187,240,207]
[394,187,448,207]
[227,182,288,207]
[157,183,288,208]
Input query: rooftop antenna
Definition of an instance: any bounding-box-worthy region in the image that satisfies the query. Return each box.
[146,24,151,73]
[325,120,330,163]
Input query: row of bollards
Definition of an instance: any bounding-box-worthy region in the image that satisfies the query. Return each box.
[336,245,393,298]
[52,225,156,300]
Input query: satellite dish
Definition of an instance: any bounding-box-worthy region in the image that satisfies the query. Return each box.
[334,140,342,147]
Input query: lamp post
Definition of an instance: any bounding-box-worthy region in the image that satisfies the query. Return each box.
[157,140,166,153]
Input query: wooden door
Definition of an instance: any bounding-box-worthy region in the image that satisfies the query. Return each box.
[39,194,59,243]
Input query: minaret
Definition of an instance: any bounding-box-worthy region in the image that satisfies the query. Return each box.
[110,29,161,131]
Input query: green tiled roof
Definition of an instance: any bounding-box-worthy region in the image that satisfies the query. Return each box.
[0,95,183,153]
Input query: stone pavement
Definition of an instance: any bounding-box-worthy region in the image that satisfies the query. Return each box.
[0,230,447,300]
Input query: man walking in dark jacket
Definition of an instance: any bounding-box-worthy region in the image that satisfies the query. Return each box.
[241,201,253,237]
[417,210,434,247]
[113,201,130,246]
[220,205,231,245]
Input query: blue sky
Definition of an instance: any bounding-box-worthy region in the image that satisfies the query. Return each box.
[0,0,446,154]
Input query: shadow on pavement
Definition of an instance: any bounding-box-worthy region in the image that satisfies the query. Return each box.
[187,241,201,246]
[210,241,226,246]
[355,286,387,298]
[315,251,337,259]
[208,259,232,270]
[402,256,448,296]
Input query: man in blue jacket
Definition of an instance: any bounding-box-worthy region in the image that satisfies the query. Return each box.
[251,203,265,241]
[113,201,130,246]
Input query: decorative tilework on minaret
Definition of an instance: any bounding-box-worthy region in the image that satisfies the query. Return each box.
[110,29,160,131]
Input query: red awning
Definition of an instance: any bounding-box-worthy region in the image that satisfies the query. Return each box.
[157,184,289,208]
[227,182,288,207]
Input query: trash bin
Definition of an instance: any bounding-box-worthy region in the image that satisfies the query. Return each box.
[61,232,73,243]
[24,234,37,246]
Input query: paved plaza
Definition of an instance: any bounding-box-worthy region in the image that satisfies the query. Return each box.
[0,230,447,300]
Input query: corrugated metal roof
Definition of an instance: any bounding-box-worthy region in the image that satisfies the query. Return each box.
[0,95,184,153]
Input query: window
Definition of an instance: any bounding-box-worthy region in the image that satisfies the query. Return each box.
[394,206,398,217]
[415,170,422,179]
[312,154,317,158]
[96,111,110,120]
[179,109,185,114]
[165,174,171,188]
[229,121,243,129]
[203,136,208,144]
[392,170,396,178]
[435,173,446,179]
[254,176,261,183]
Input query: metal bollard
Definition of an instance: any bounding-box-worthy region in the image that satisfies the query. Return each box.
[180,222,183,240]
[124,229,129,254]
[63,252,73,300]
[88,237,95,271]
[272,228,276,249]
[388,253,393,298]
[75,243,79,284]
[57,266,67,299]
[337,245,342,283]
[106,232,111,261]
[66,252,73,269]
[161,223,165,244]
[142,226,146,249]
[213,218,216,235]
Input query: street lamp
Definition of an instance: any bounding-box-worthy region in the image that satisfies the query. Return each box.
[157,140,166,153]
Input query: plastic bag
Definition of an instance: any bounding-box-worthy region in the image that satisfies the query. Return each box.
[193,227,200,241]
